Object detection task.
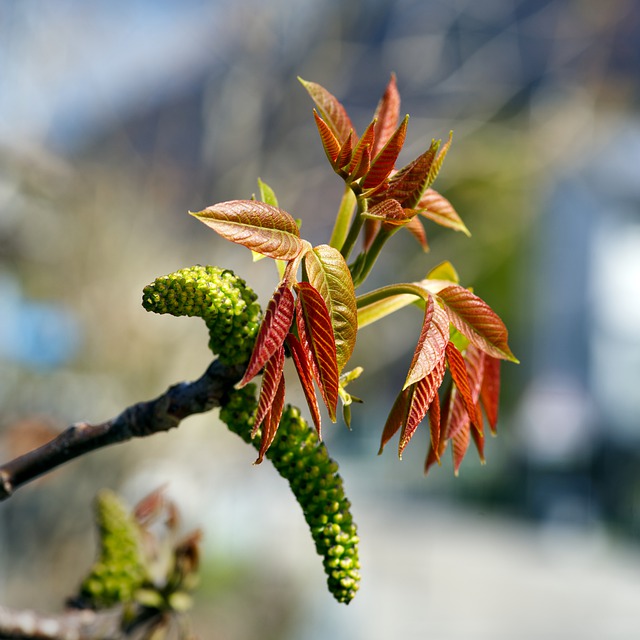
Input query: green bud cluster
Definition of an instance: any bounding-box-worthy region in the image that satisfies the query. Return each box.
[142,266,262,366]
[219,386,361,604]
[79,490,146,608]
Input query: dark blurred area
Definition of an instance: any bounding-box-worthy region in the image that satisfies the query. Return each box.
[2,1,640,638]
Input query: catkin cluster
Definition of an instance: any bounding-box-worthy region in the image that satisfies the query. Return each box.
[220,385,361,604]
[142,266,262,366]
[79,490,146,608]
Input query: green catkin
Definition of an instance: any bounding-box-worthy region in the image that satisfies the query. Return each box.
[219,385,361,604]
[79,490,146,608]
[142,266,262,366]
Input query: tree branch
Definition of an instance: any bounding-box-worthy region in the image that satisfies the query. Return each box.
[0,360,245,501]
[0,603,172,640]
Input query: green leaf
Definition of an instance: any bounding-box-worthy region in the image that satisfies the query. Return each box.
[258,178,279,207]
[190,200,303,260]
[304,245,358,373]
[295,282,340,422]
[427,130,452,187]
[426,260,459,283]
[436,284,518,362]
[299,78,354,145]
[239,282,294,386]
[404,297,449,389]
[356,282,430,329]
[418,188,470,236]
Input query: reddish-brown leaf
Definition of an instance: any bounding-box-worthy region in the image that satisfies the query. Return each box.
[372,73,401,158]
[381,139,439,209]
[480,355,501,434]
[452,419,471,476]
[418,188,470,236]
[437,284,518,362]
[399,356,447,457]
[378,386,411,455]
[239,283,294,386]
[286,333,322,436]
[299,78,354,144]
[348,119,376,178]
[404,215,429,251]
[425,385,452,473]
[336,132,354,170]
[363,115,409,190]
[313,110,340,165]
[364,198,409,225]
[252,344,286,437]
[191,200,303,260]
[256,372,286,464]
[304,245,357,373]
[428,392,441,455]
[427,131,452,187]
[471,409,486,463]
[405,297,449,389]
[295,283,340,421]
[363,218,381,252]
[445,342,482,434]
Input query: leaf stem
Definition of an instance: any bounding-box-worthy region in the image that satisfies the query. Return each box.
[330,186,357,251]
[350,226,398,288]
[340,191,366,260]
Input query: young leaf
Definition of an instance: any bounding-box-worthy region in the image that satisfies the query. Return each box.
[378,386,411,455]
[372,73,401,158]
[239,282,295,387]
[480,355,501,434]
[346,119,375,181]
[362,115,409,191]
[256,371,286,464]
[313,110,341,165]
[426,260,459,283]
[428,392,441,455]
[295,283,340,421]
[299,78,354,144]
[427,131,452,187]
[336,132,354,170]
[362,199,410,225]
[362,219,380,252]
[404,216,429,251]
[252,343,286,437]
[258,178,279,207]
[286,333,322,436]
[399,356,447,457]
[436,285,518,362]
[191,200,303,260]
[452,417,471,476]
[418,189,470,236]
[445,342,482,434]
[379,139,440,209]
[404,297,449,389]
[304,245,357,373]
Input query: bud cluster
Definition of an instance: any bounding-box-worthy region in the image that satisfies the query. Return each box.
[79,490,146,608]
[142,265,262,366]
[220,386,361,604]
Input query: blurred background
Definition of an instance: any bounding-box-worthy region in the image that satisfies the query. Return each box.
[2,0,640,638]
